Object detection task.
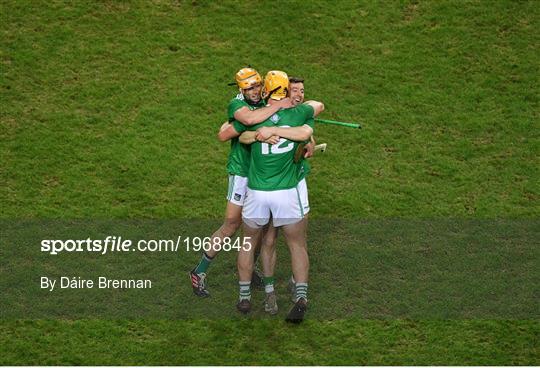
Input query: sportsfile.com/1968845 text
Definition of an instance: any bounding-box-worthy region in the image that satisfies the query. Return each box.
[40,236,252,255]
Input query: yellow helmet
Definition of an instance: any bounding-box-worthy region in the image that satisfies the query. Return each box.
[263,70,289,100]
[235,67,262,90]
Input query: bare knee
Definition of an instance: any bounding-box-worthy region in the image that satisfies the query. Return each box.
[261,225,277,249]
[221,218,242,237]
[261,235,276,250]
[237,252,254,277]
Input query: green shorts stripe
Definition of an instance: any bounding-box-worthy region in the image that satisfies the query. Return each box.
[227,175,236,200]
[295,185,304,218]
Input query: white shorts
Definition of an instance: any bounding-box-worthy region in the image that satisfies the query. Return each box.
[226,174,248,206]
[242,178,309,228]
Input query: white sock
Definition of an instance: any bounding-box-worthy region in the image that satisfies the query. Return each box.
[296,282,308,301]
[239,281,251,301]
[265,284,274,293]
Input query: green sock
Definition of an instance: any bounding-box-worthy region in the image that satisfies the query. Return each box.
[194,252,213,274]
[263,276,275,293]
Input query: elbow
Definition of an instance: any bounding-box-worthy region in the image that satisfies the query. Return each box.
[300,126,313,141]
[243,118,256,126]
[314,102,325,116]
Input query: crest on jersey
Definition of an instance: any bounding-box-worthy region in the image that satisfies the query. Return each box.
[270,114,280,124]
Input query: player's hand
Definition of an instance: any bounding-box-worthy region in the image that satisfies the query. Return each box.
[264,135,280,145]
[304,140,315,158]
[256,126,274,141]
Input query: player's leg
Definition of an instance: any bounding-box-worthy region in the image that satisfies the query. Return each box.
[236,222,261,313]
[271,180,310,323]
[260,222,279,314]
[288,178,310,300]
[251,222,266,290]
[236,188,270,313]
[211,174,249,251]
[190,175,246,297]
[287,178,310,302]
[261,223,278,281]
[286,216,309,303]
[272,179,310,295]
[281,218,309,323]
[282,218,309,286]
[209,201,244,256]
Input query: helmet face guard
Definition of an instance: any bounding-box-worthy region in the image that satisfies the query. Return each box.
[263,70,289,100]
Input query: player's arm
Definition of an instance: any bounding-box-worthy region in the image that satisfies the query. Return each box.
[304,135,316,158]
[234,98,293,126]
[219,121,230,133]
[238,131,257,144]
[217,123,240,142]
[256,125,313,142]
[304,100,325,117]
[239,131,280,145]
[255,103,317,142]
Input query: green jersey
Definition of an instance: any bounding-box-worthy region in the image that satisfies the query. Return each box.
[226,94,265,177]
[233,104,315,191]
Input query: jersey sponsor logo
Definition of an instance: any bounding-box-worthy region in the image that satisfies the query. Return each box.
[270,114,280,124]
[234,193,242,201]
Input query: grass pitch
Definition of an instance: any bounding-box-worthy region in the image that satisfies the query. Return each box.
[1,0,539,365]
